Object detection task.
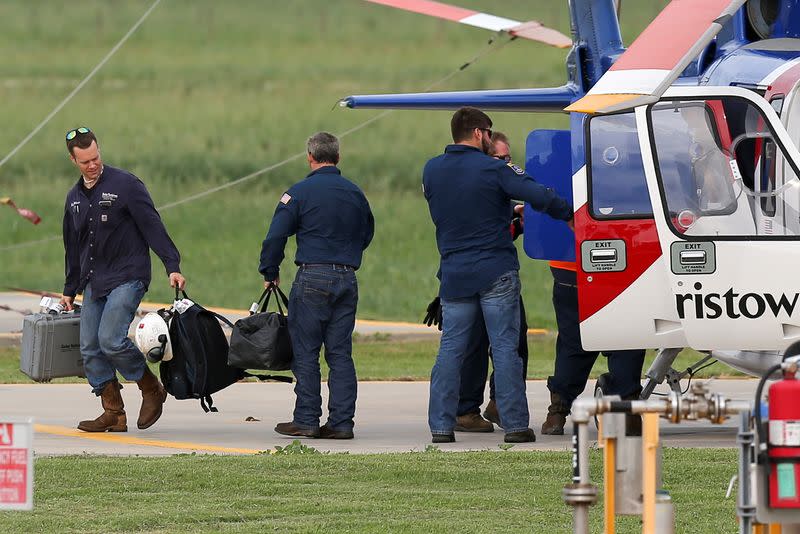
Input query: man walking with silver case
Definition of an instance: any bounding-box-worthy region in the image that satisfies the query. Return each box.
[60,127,186,433]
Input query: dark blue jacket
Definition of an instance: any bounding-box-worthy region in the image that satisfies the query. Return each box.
[62,165,181,298]
[423,144,572,299]
[259,166,374,281]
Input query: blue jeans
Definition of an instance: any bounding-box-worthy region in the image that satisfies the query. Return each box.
[287,265,359,432]
[80,280,147,395]
[429,270,528,434]
[457,297,529,416]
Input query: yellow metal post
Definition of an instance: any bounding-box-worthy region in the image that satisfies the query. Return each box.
[603,435,616,534]
[642,413,659,534]
[768,524,782,534]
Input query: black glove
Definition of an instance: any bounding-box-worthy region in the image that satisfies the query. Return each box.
[423,296,443,331]
[510,216,524,241]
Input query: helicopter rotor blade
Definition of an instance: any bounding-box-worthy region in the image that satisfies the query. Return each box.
[567,0,745,114]
[362,0,572,48]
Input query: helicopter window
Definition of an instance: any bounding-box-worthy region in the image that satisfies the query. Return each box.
[649,96,800,238]
[760,138,778,217]
[760,97,784,217]
[587,112,651,219]
[770,96,784,116]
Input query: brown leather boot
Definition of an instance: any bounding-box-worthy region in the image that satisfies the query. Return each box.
[455,413,494,432]
[541,391,570,435]
[482,400,501,428]
[78,380,127,432]
[136,366,167,430]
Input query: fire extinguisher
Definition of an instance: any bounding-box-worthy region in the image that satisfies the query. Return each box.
[756,357,800,509]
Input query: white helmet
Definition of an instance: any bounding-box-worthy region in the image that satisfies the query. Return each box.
[135,312,173,363]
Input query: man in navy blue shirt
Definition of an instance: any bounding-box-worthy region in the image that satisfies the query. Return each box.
[424,107,573,443]
[59,127,185,433]
[260,132,373,440]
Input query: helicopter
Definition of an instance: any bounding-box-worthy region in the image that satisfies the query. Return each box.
[342,0,800,398]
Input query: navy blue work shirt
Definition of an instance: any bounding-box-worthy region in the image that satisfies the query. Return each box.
[259,165,374,281]
[423,144,572,299]
[62,165,181,298]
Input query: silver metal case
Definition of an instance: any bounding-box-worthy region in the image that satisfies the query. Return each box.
[19,312,84,382]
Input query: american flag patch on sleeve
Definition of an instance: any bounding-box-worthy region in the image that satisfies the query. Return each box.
[280,193,292,205]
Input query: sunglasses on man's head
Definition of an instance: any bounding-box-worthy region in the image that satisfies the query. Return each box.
[65,127,91,141]
[494,154,511,162]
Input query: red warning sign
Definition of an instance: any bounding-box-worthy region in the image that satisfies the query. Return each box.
[0,420,33,511]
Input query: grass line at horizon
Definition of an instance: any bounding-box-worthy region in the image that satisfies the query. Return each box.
[0,448,738,533]
[0,337,743,384]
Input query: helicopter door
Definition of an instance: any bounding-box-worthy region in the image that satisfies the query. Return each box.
[778,84,800,236]
[643,87,800,351]
[576,111,686,351]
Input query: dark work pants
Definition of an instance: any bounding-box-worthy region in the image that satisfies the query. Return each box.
[457,297,528,416]
[287,265,359,431]
[546,267,645,409]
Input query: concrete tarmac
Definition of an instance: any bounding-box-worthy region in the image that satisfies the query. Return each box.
[0,378,758,456]
[1,291,757,456]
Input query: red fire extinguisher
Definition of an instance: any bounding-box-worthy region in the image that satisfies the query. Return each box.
[768,369,800,508]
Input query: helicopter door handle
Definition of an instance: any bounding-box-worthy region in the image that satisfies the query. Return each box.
[679,250,707,266]
[590,248,617,264]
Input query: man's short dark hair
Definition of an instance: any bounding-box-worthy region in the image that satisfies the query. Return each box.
[450,107,492,143]
[307,132,340,164]
[66,129,98,156]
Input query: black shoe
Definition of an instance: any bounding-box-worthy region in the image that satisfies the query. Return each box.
[431,433,455,443]
[504,428,536,443]
[275,422,320,438]
[319,424,354,439]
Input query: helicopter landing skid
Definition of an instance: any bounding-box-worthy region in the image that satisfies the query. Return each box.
[640,348,715,399]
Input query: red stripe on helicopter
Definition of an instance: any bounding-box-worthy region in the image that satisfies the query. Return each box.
[575,204,663,322]
[762,59,800,98]
[363,0,476,22]
[611,0,738,71]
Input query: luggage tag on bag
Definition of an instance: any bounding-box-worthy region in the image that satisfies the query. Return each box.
[173,298,195,314]
[249,302,259,315]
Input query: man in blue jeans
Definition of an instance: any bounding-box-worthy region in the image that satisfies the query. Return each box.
[59,127,185,433]
[423,132,530,433]
[260,132,374,440]
[423,108,573,443]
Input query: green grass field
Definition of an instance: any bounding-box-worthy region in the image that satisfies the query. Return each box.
[0,0,669,327]
[0,448,738,533]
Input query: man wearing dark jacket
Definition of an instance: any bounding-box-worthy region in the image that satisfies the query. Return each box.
[423,108,573,444]
[260,131,374,440]
[59,127,185,433]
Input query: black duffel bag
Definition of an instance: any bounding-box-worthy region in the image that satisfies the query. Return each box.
[162,289,292,413]
[228,285,293,371]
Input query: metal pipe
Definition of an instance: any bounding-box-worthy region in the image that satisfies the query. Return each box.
[568,387,755,534]
[576,422,591,534]
[726,399,753,415]
[737,410,755,534]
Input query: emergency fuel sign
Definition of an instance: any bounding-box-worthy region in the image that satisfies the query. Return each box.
[0,418,33,510]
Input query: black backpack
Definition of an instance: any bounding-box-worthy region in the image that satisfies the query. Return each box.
[160,290,292,412]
